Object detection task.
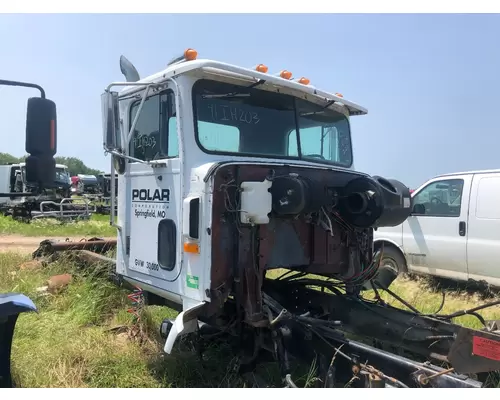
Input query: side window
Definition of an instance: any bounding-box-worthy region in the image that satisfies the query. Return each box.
[129,91,178,161]
[412,179,464,217]
[168,117,179,157]
[197,121,240,152]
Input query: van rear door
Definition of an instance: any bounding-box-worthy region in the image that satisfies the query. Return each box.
[466,172,500,286]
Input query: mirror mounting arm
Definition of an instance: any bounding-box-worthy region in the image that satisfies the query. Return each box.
[0,79,46,98]
[105,150,166,167]
[126,84,152,145]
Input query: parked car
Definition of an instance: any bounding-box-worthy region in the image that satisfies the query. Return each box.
[373,169,500,288]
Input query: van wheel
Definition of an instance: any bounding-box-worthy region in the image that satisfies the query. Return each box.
[369,246,407,290]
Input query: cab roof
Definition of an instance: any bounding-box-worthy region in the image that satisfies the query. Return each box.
[19,162,68,169]
[436,169,500,178]
[116,58,368,117]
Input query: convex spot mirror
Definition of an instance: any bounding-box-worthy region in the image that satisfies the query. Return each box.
[25,97,57,187]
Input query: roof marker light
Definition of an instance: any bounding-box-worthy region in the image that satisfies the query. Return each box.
[335,92,344,98]
[184,48,198,61]
[280,70,293,80]
[255,64,269,73]
[297,77,310,85]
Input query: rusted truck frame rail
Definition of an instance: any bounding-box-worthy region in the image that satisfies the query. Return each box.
[32,237,117,259]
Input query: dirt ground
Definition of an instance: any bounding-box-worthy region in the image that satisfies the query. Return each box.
[0,235,116,254]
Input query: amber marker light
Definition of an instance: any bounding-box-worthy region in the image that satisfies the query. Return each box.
[255,64,269,73]
[184,48,198,61]
[280,70,293,80]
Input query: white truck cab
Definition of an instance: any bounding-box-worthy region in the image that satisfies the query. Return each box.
[0,163,70,202]
[101,49,412,353]
[374,169,500,288]
[19,163,71,187]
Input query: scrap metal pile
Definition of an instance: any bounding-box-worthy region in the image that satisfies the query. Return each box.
[70,173,118,216]
[0,197,94,223]
[0,172,119,222]
[0,163,93,223]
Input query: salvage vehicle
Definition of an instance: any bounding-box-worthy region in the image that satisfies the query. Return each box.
[0,162,71,198]
[92,173,118,215]
[69,173,117,215]
[0,160,90,222]
[0,163,71,200]
[375,169,500,288]
[97,50,500,388]
[71,174,101,195]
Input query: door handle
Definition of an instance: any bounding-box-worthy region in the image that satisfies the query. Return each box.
[459,221,466,237]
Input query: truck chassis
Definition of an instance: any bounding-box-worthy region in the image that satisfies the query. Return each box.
[30,238,500,388]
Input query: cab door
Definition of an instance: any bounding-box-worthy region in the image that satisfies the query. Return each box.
[402,175,472,281]
[123,87,183,292]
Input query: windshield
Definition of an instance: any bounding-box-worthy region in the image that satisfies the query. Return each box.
[192,80,353,167]
[20,167,70,186]
[55,168,70,184]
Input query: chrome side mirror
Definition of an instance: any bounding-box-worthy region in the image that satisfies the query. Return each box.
[101,91,120,151]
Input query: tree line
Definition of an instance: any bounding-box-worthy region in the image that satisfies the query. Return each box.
[0,153,103,176]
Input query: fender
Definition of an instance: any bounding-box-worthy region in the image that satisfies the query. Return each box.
[0,293,37,388]
[374,237,405,255]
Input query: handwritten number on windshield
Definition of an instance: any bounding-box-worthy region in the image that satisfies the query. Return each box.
[208,104,260,125]
[134,134,157,149]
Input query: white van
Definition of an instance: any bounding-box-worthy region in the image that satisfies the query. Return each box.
[374,169,500,288]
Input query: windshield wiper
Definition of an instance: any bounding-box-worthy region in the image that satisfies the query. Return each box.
[202,79,266,99]
[300,99,339,117]
[202,93,250,99]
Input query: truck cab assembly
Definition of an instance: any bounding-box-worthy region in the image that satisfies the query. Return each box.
[97,49,500,388]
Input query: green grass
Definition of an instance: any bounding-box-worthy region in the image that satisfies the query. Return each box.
[1,253,499,387]
[0,214,116,237]
[363,275,500,329]
[1,252,259,388]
